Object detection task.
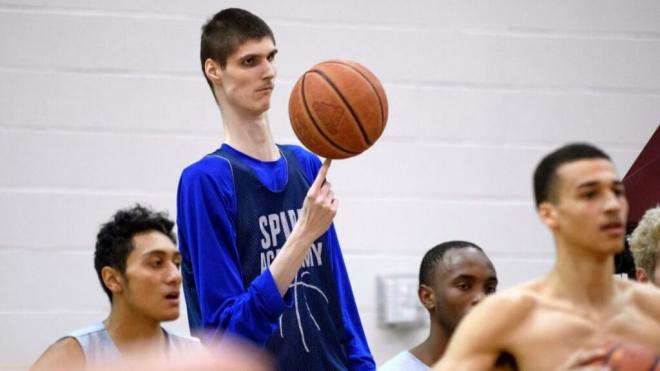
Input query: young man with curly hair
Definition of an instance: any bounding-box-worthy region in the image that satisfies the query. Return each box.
[31,205,199,370]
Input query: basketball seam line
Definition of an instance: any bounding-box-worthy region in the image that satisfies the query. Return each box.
[650,355,660,371]
[309,68,372,146]
[325,60,386,136]
[299,73,358,156]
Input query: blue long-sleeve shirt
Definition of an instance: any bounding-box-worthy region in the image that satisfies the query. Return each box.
[177,144,375,370]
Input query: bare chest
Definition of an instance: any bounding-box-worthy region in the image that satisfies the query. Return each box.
[506,305,660,371]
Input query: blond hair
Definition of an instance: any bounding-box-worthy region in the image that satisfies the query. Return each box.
[629,206,660,279]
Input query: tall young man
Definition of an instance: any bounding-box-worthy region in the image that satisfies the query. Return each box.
[434,143,660,370]
[379,241,498,371]
[31,205,199,370]
[176,8,374,370]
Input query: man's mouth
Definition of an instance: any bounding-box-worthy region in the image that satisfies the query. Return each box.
[601,221,624,235]
[165,291,180,302]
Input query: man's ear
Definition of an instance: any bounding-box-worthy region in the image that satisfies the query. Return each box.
[636,267,649,283]
[418,285,436,311]
[204,58,223,86]
[101,266,124,296]
[538,201,559,229]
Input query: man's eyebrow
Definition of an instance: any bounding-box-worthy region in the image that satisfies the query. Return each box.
[576,179,623,189]
[238,53,256,60]
[238,48,278,60]
[576,181,599,189]
[141,249,181,258]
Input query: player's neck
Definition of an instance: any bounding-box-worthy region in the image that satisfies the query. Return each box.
[220,108,279,161]
[104,304,165,354]
[410,322,451,366]
[549,242,617,306]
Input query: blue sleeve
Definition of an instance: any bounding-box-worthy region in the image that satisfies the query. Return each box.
[177,157,291,345]
[327,227,376,370]
[291,147,376,370]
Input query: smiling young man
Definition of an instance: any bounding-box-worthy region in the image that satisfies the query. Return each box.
[31,205,199,371]
[434,143,660,371]
[176,8,374,371]
[379,241,498,371]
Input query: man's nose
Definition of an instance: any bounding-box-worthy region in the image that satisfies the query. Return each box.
[166,263,182,284]
[604,190,624,212]
[471,291,486,306]
[262,60,276,79]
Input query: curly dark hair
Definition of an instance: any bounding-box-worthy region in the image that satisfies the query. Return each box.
[94,204,176,302]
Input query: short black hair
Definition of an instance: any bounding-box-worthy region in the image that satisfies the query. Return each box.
[419,241,484,287]
[533,143,611,207]
[200,8,275,98]
[94,204,176,302]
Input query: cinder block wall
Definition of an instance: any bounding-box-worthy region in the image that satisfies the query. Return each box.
[1,1,659,368]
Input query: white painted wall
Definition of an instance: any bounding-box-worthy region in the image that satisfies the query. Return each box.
[1,1,659,368]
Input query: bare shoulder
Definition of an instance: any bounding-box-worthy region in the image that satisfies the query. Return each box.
[31,337,85,371]
[433,284,540,370]
[472,281,540,324]
[618,278,660,316]
[449,281,543,347]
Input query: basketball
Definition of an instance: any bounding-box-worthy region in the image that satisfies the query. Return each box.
[602,342,660,370]
[288,60,388,159]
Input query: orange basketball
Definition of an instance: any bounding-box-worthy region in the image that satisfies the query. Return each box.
[602,342,660,371]
[288,60,388,159]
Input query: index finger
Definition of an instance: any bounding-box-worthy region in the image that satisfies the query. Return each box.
[311,158,332,190]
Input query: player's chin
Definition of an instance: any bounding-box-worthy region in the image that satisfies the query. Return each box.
[250,99,271,114]
[259,96,272,109]
[158,308,180,322]
[601,239,625,254]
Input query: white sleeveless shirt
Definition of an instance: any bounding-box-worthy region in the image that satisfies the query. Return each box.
[65,322,200,366]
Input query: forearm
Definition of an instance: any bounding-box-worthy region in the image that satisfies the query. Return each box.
[208,271,289,345]
[269,158,336,296]
[268,228,316,296]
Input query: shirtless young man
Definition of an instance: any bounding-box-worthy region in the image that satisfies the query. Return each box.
[434,143,660,371]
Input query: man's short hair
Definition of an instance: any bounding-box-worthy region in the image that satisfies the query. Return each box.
[94,204,176,302]
[629,206,660,280]
[533,143,611,207]
[419,241,484,287]
[200,8,275,96]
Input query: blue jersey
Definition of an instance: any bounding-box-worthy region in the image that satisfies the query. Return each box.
[177,144,374,370]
